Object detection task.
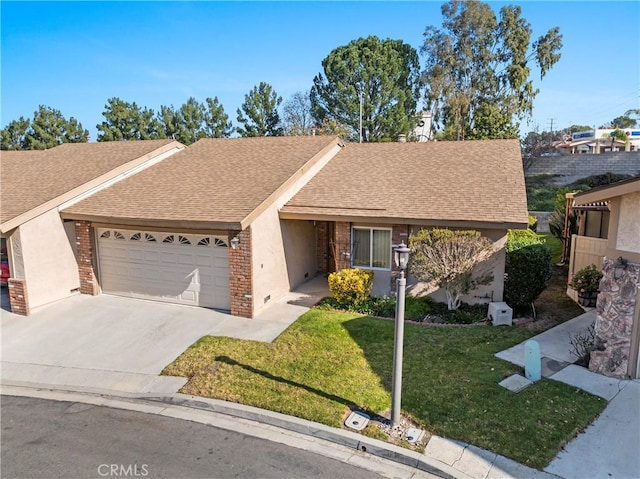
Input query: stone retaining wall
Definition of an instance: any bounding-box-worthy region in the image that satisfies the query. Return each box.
[525,151,640,186]
[590,257,639,378]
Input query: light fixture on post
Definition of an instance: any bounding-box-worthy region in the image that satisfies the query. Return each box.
[230,236,240,250]
[613,256,628,280]
[391,241,410,428]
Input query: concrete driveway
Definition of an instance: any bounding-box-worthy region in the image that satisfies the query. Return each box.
[1,292,306,396]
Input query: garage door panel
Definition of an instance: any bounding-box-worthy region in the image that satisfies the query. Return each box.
[98,229,230,310]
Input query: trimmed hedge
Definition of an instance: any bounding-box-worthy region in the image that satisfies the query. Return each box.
[504,230,552,309]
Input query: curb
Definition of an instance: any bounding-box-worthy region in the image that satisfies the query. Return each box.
[158,393,464,479]
[0,383,466,479]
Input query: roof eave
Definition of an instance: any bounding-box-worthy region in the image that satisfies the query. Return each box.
[279,210,526,231]
[59,211,242,232]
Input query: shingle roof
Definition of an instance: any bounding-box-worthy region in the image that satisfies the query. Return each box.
[1,140,179,227]
[281,139,528,227]
[63,136,342,229]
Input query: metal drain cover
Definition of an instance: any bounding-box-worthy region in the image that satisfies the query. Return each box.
[405,428,425,444]
[345,411,370,431]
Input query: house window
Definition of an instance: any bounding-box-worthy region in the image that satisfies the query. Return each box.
[352,227,391,270]
[214,238,228,247]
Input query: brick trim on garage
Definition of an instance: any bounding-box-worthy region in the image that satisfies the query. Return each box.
[228,227,253,318]
[8,278,30,315]
[75,220,100,295]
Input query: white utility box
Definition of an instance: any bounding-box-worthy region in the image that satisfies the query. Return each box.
[488,302,513,326]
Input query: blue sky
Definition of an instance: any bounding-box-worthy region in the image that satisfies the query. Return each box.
[2,1,639,141]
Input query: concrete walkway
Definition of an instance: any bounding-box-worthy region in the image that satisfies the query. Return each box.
[495,310,640,479]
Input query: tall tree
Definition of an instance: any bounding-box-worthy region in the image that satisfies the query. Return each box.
[311,36,420,142]
[282,91,313,136]
[157,97,232,144]
[421,0,563,140]
[236,82,283,137]
[607,109,639,129]
[97,97,160,141]
[1,106,88,150]
[1,117,30,150]
[203,97,233,138]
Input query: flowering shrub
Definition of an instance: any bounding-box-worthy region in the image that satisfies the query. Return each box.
[570,264,603,294]
[328,268,374,308]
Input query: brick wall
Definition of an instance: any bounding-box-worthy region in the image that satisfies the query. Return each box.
[525,151,640,185]
[316,221,329,274]
[334,221,351,271]
[229,228,253,318]
[75,221,99,295]
[8,278,30,315]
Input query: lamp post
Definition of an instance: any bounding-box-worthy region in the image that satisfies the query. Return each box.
[391,241,410,427]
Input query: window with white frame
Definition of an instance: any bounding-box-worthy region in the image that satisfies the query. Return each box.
[352,227,392,270]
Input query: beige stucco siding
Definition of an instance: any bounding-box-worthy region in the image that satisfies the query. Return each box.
[408,228,508,305]
[14,209,80,310]
[250,142,343,315]
[251,206,289,314]
[616,192,640,254]
[281,220,317,289]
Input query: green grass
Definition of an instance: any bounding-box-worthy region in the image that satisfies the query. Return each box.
[164,310,605,469]
[539,233,563,264]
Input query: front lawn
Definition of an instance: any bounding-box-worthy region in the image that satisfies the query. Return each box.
[163,309,605,469]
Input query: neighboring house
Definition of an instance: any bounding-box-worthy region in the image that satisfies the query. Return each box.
[2,136,528,319]
[281,139,528,302]
[1,140,185,315]
[571,177,640,379]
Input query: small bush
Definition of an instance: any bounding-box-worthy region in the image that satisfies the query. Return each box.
[528,215,538,232]
[328,268,374,309]
[570,264,603,294]
[428,301,487,324]
[504,230,552,310]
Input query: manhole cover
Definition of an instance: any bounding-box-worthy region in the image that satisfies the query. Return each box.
[345,411,370,431]
[405,428,425,444]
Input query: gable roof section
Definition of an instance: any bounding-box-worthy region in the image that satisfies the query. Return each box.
[1,140,184,232]
[281,139,528,229]
[573,176,640,205]
[62,136,344,230]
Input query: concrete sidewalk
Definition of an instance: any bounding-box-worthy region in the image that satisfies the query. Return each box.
[495,310,640,479]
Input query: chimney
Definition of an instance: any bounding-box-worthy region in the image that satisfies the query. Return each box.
[398,134,407,143]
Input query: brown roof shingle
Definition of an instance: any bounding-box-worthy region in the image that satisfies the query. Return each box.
[282,139,528,227]
[1,139,179,226]
[63,136,342,229]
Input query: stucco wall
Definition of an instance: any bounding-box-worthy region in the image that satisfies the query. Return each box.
[251,142,343,315]
[251,206,290,314]
[15,209,80,310]
[408,228,508,306]
[616,192,640,254]
[281,220,317,289]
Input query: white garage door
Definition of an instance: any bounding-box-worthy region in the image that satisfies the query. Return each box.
[97,228,230,310]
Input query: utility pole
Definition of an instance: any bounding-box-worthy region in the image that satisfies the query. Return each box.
[548,118,556,135]
[356,82,363,143]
